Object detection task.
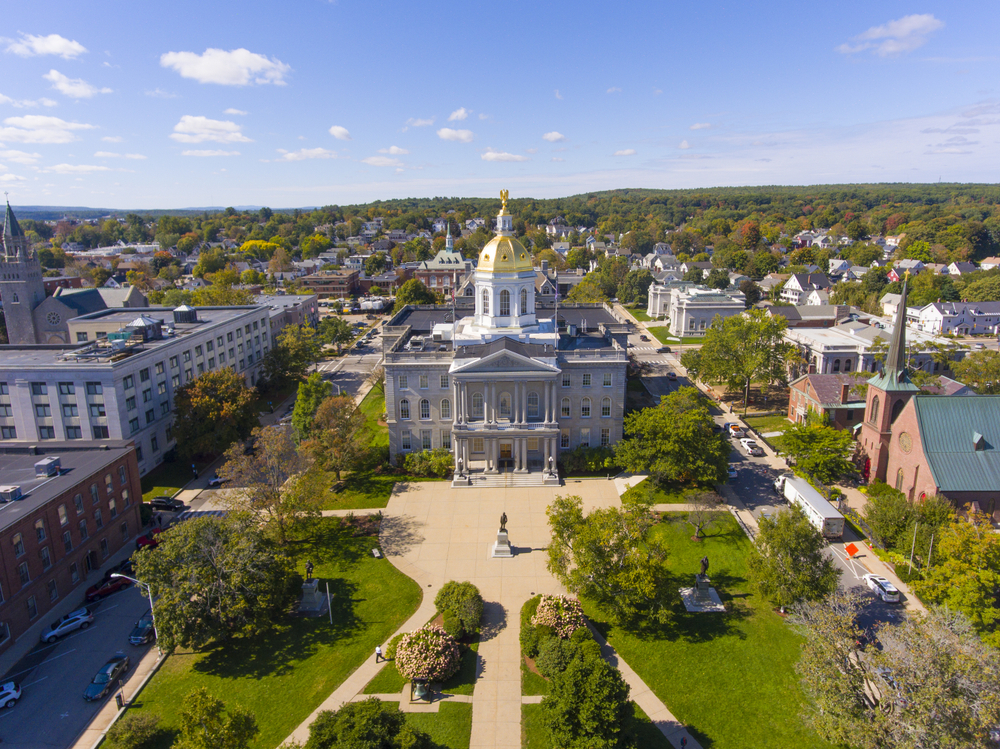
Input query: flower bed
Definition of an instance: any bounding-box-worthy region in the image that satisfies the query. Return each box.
[394,625,461,682]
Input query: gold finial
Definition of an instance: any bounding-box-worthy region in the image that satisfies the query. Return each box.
[500,189,509,211]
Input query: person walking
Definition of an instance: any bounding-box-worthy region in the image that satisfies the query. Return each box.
[375,645,382,663]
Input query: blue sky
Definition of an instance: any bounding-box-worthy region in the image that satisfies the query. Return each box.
[1,0,998,209]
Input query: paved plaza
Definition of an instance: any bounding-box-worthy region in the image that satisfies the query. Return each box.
[285,477,701,749]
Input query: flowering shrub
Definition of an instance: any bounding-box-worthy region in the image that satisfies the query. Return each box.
[394,625,461,682]
[530,595,586,639]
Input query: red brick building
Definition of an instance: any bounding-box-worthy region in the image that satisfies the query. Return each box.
[0,442,142,654]
[788,372,868,429]
[298,269,360,299]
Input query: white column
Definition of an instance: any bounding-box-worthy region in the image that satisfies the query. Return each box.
[544,380,550,423]
[512,381,518,424]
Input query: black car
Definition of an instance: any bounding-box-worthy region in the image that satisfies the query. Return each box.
[83,654,130,701]
[149,496,185,512]
[129,611,155,645]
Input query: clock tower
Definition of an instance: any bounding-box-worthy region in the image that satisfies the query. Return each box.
[0,201,44,344]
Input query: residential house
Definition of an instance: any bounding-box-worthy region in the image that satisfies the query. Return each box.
[779,273,831,305]
[947,261,978,275]
[679,261,713,279]
[979,257,1000,271]
[916,301,1000,336]
[804,288,830,306]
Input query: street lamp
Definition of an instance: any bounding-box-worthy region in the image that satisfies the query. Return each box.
[112,573,161,656]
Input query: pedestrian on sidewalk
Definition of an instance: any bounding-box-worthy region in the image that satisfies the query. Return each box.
[156,514,163,528]
[680,738,687,748]
[375,645,382,663]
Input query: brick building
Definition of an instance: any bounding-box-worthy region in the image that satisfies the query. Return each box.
[297,269,360,299]
[0,441,142,654]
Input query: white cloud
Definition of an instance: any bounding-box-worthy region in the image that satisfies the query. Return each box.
[102,135,123,143]
[160,48,291,85]
[481,148,528,162]
[44,164,111,174]
[555,89,563,100]
[0,149,41,165]
[678,140,691,149]
[550,157,565,162]
[181,150,240,157]
[449,107,470,121]
[526,148,538,154]
[0,92,58,108]
[478,113,489,120]
[690,122,711,130]
[437,128,473,143]
[5,33,86,59]
[653,88,663,96]
[378,146,408,155]
[0,173,25,182]
[224,108,248,116]
[542,131,566,143]
[275,147,337,161]
[94,151,146,160]
[43,70,112,99]
[613,148,636,156]
[837,14,944,57]
[607,87,621,94]
[145,88,178,99]
[169,115,251,144]
[362,155,402,167]
[403,117,434,131]
[0,115,94,144]
[328,125,351,141]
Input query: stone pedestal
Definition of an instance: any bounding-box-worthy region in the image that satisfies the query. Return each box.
[678,574,725,612]
[492,529,513,558]
[451,474,471,487]
[299,578,328,616]
[542,470,560,486]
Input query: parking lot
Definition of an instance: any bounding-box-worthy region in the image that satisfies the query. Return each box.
[0,585,153,749]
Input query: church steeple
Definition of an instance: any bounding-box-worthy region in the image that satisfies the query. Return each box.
[3,199,27,259]
[445,222,453,251]
[869,272,919,393]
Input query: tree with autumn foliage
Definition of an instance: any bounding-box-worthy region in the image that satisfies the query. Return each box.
[300,394,367,480]
[172,368,259,460]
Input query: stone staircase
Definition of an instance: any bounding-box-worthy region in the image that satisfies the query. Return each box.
[471,471,557,488]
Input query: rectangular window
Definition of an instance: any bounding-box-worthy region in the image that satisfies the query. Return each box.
[31,382,47,395]
[143,388,152,403]
[528,437,539,451]
[40,547,51,570]
[90,484,99,503]
[217,336,224,347]
[129,418,140,433]
[27,595,37,619]
[161,402,169,416]
[151,435,159,452]
[35,519,46,541]
[146,409,155,424]
[86,382,103,395]
[126,396,136,411]
[208,358,215,369]
[473,437,484,453]
[34,403,51,417]
[92,426,109,439]
[602,399,611,417]
[0,383,7,395]
[401,430,411,451]
[62,404,78,417]
[442,431,451,449]
[58,382,75,395]
[169,356,178,369]
[440,375,449,388]
[18,562,30,586]
[581,400,591,418]
[561,399,571,418]
[846,410,854,420]
[123,375,134,389]
[194,345,203,357]
[562,374,571,387]
[561,430,570,449]
[228,349,234,360]
[603,373,612,387]
[47,579,58,602]
[421,430,432,450]
[122,489,130,507]
[197,363,204,375]
[183,351,191,363]
[158,381,167,395]
[76,332,89,342]
[0,426,15,439]
[12,533,24,557]
[38,426,55,439]
[155,362,165,375]
[70,563,79,585]
[580,428,591,448]
[100,539,109,558]
[0,404,11,417]
[118,465,127,485]
[419,375,428,389]
[172,375,180,388]
[206,340,214,352]
[58,504,68,526]
[601,428,611,447]
[120,522,129,542]
[398,375,408,389]
[62,530,72,553]
[140,368,150,382]
[78,519,88,539]
[227,332,233,342]
[89,403,106,417]
[74,494,84,514]
[582,373,591,387]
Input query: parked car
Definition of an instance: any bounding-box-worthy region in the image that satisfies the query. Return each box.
[207,475,228,488]
[85,574,132,602]
[725,423,744,438]
[0,682,20,709]
[727,464,738,479]
[657,345,671,353]
[149,496,185,512]
[739,438,764,457]
[639,334,650,342]
[863,573,901,603]
[40,607,94,643]
[129,611,155,645]
[974,342,986,350]
[667,372,677,381]
[83,653,130,702]
[135,528,162,551]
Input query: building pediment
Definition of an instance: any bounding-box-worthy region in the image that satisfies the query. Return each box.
[451,347,558,375]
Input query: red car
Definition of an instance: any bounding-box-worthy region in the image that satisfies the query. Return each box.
[85,575,132,602]
[135,527,162,551]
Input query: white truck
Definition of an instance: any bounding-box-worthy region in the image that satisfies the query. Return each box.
[773,475,845,538]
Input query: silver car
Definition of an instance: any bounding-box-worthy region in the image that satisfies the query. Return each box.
[40,607,94,644]
[0,682,20,709]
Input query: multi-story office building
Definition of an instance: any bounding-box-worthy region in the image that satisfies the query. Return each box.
[382,193,629,486]
[0,305,269,474]
[0,441,142,654]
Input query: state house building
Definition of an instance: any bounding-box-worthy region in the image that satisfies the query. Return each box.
[382,192,629,486]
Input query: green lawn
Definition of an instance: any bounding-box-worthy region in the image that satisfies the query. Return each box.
[129,517,423,749]
[140,459,207,502]
[584,513,835,749]
[627,307,655,322]
[364,639,480,696]
[522,701,671,749]
[622,479,714,504]
[521,659,549,697]
[316,470,440,510]
[648,326,680,345]
[742,414,791,434]
[359,386,389,451]
[405,703,472,749]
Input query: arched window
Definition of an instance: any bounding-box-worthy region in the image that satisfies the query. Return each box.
[465,286,474,297]
[499,392,511,417]
[499,289,511,316]
[472,393,484,419]
[832,359,841,372]
[601,397,611,417]
[581,398,591,418]
[895,468,904,491]
[399,399,410,420]
[520,288,528,315]
[844,359,852,372]
[419,399,430,420]
[481,289,490,315]
[869,395,880,425]
[561,397,571,418]
[891,399,904,423]
[527,392,539,418]
[441,398,451,419]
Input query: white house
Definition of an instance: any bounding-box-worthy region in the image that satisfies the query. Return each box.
[779,273,832,305]
[916,301,1000,335]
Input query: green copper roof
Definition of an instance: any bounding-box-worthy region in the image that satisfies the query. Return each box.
[867,273,919,393]
[914,395,1000,493]
[3,202,23,239]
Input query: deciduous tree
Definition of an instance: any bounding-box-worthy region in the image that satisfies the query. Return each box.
[306,698,430,749]
[301,394,367,480]
[177,688,259,749]
[173,368,258,460]
[952,349,1000,394]
[317,316,354,353]
[291,373,334,439]
[780,421,854,484]
[393,278,436,311]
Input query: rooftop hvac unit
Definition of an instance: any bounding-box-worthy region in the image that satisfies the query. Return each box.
[35,456,61,477]
[173,305,198,324]
[0,485,22,502]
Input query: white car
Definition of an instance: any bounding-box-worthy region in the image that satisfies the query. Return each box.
[739,438,764,457]
[727,464,738,479]
[863,573,901,603]
[0,681,20,708]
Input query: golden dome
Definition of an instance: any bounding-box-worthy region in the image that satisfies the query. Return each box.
[478,235,532,273]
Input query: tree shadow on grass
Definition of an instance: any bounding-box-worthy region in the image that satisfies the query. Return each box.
[192,576,361,681]
[289,517,368,568]
[380,513,425,557]
[340,473,396,501]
